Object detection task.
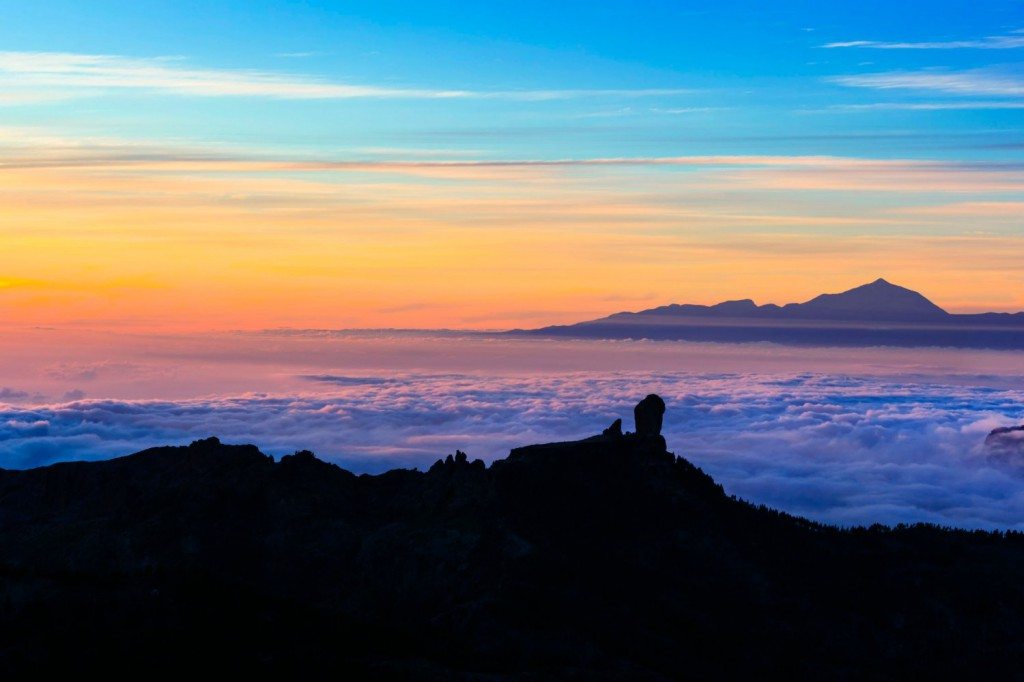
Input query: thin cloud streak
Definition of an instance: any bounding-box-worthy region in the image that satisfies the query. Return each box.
[0,91,82,105]
[831,69,1024,97]
[896,201,1024,217]
[10,145,1023,195]
[0,52,693,101]
[0,135,990,172]
[824,32,1024,50]
[828,101,1024,112]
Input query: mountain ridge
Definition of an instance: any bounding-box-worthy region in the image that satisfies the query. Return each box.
[2,396,1024,676]
[602,278,1018,324]
[516,279,1024,349]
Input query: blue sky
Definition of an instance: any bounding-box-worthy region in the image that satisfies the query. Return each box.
[3,0,1022,158]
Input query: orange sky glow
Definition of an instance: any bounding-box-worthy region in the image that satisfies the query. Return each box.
[2,149,1022,331]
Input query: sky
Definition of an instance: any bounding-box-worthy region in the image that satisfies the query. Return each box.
[1,1,1023,330]
[2,2,1024,527]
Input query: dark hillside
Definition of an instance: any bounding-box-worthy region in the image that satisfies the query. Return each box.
[2,397,1023,678]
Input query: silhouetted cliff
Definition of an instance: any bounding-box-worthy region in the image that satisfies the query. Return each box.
[2,397,1024,678]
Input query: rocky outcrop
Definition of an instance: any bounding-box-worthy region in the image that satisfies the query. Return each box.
[1,395,1024,678]
[634,393,666,436]
[602,417,623,437]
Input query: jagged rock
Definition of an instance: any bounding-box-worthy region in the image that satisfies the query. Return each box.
[430,449,484,473]
[602,418,623,438]
[2,396,1024,678]
[283,449,317,463]
[634,394,666,436]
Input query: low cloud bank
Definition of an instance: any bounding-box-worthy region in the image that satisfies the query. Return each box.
[1,372,1023,529]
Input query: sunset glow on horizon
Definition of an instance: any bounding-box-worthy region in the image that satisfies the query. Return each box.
[2,1,1024,535]
[2,2,1023,331]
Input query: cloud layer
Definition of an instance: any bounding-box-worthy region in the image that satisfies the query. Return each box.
[824,32,1024,50]
[0,52,692,101]
[832,69,1024,97]
[2,372,1023,530]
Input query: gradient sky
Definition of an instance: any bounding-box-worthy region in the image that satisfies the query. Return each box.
[2,1,1023,330]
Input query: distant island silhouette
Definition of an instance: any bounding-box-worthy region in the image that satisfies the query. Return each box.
[2,396,1024,676]
[513,279,1024,349]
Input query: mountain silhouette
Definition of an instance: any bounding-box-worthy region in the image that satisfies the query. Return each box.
[515,279,1024,349]
[2,396,1024,677]
[786,278,949,321]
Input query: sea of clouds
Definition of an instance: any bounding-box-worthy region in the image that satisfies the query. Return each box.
[2,371,1024,529]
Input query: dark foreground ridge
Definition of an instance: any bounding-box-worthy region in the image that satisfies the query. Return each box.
[2,396,1024,678]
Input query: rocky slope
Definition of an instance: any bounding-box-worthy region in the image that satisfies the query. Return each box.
[2,396,1024,678]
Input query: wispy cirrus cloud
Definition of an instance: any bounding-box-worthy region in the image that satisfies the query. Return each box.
[0,90,81,106]
[3,129,1023,209]
[895,201,1024,217]
[0,129,979,173]
[831,68,1024,97]
[0,51,693,101]
[824,31,1024,50]
[828,101,1024,112]
[14,145,1023,195]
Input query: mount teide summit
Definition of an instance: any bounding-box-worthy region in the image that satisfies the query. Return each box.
[609,278,949,323]
[518,279,1024,349]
